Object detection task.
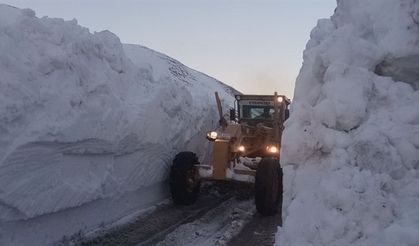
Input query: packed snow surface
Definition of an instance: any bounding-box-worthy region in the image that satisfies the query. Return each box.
[0,4,235,245]
[154,198,254,246]
[278,0,419,245]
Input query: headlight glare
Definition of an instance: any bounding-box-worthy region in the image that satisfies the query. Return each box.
[207,131,218,141]
[267,145,279,153]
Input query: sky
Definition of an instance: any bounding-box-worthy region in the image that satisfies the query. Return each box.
[2,0,337,97]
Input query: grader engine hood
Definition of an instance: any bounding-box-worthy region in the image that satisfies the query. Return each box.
[237,123,280,158]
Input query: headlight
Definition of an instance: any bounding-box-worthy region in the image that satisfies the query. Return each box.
[277,96,283,103]
[206,131,218,141]
[238,145,245,152]
[267,145,279,153]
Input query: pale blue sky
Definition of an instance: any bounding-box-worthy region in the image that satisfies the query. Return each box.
[3,0,336,96]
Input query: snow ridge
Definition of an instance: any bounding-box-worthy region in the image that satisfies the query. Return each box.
[278,0,419,245]
[0,4,236,245]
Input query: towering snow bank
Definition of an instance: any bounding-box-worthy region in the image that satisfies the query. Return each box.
[278,0,419,245]
[0,4,236,245]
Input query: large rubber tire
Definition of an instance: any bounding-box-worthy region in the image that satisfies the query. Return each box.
[170,151,201,205]
[255,158,283,216]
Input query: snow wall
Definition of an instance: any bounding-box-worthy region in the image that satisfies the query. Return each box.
[278,0,419,245]
[0,5,236,245]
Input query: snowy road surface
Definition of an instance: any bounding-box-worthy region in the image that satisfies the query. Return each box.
[152,198,254,246]
[71,183,281,246]
[228,212,281,246]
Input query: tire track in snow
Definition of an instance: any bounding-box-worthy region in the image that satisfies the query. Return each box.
[75,183,236,246]
[227,211,282,246]
[151,198,255,246]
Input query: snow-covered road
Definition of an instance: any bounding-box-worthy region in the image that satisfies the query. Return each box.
[153,198,254,246]
[69,183,283,246]
[69,182,235,246]
[228,211,281,246]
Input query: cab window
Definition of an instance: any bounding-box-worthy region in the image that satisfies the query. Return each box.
[242,105,275,120]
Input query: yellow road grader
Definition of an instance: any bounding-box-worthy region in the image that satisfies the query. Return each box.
[169,92,290,215]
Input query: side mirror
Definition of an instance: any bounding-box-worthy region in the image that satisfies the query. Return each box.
[229,109,236,121]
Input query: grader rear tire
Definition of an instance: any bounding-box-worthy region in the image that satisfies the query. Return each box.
[169,151,200,205]
[255,158,282,216]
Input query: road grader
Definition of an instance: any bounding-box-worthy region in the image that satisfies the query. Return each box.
[169,92,290,216]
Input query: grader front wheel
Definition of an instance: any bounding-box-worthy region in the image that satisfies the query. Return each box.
[169,151,201,205]
[255,158,283,216]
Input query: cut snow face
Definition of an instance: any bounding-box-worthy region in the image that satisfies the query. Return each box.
[376,55,419,90]
[0,4,236,246]
[278,0,419,246]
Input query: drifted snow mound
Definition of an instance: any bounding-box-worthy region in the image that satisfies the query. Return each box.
[0,5,235,245]
[278,0,419,246]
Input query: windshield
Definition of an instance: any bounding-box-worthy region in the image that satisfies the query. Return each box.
[241,105,275,120]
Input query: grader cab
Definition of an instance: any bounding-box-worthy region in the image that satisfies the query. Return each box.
[169,92,290,216]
